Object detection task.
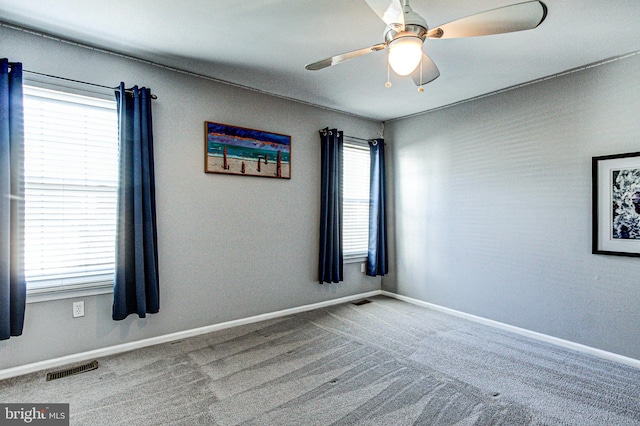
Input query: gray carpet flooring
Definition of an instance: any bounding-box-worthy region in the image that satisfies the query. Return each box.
[2,296,640,425]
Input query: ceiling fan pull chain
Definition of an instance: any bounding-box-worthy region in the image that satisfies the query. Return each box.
[418,55,424,93]
[385,58,392,88]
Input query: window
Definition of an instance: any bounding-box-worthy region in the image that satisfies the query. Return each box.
[343,140,370,259]
[23,85,118,298]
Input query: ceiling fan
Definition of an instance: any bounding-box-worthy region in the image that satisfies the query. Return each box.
[305,0,548,89]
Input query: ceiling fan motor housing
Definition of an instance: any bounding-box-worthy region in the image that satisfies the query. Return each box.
[385,23,427,45]
[384,4,428,45]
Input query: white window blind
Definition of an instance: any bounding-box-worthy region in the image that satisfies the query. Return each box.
[23,85,119,292]
[343,140,371,258]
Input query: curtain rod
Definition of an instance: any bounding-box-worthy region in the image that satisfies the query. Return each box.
[344,135,383,143]
[344,135,370,142]
[344,135,384,146]
[22,69,158,99]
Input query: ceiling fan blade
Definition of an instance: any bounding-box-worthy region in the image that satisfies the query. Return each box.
[305,43,386,71]
[426,1,547,39]
[364,0,405,27]
[411,53,440,86]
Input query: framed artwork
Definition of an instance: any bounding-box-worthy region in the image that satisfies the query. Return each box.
[593,151,640,256]
[204,121,291,179]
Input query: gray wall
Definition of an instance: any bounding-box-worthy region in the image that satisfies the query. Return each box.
[384,53,640,360]
[0,26,381,370]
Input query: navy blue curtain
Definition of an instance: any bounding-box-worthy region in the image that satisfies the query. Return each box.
[113,83,159,320]
[318,128,343,283]
[367,138,388,276]
[0,59,26,340]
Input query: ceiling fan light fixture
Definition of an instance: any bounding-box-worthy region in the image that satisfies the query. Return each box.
[387,35,423,76]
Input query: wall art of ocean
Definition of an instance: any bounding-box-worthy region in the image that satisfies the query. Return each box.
[207,141,290,164]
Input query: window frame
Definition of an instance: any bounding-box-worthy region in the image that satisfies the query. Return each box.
[342,138,371,263]
[22,78,118,303]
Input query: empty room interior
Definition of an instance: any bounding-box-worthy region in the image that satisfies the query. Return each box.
[1,0,640,424]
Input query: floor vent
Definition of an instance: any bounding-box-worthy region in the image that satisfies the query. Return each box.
[351,299,372,306]
[46,360,98,381]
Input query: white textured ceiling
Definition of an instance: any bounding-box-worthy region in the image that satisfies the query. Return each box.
[1,0,640,121]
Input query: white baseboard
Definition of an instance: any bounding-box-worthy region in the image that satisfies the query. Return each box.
[0,290,381,381]
[4,289,638,381]
[381,290,640,370]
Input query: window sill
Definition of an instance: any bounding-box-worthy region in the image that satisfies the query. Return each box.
[26,281,113,304]
[344,255,367,264]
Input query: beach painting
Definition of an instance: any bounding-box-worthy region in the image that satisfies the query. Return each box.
[205,121,291,179]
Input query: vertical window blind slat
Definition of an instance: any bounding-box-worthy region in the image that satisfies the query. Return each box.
[23,85,118,290]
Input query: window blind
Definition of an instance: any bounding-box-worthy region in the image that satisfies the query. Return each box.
[343,140,371,258]
[23,86,119,291]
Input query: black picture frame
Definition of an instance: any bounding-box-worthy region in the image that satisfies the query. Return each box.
[593,151,640,257]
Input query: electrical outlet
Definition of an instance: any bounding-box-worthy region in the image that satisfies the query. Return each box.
[72,301,85,318]
[361,263,366,273]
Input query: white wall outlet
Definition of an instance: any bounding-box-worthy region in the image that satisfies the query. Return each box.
[361,263,366,273]
[72,301,85,318]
